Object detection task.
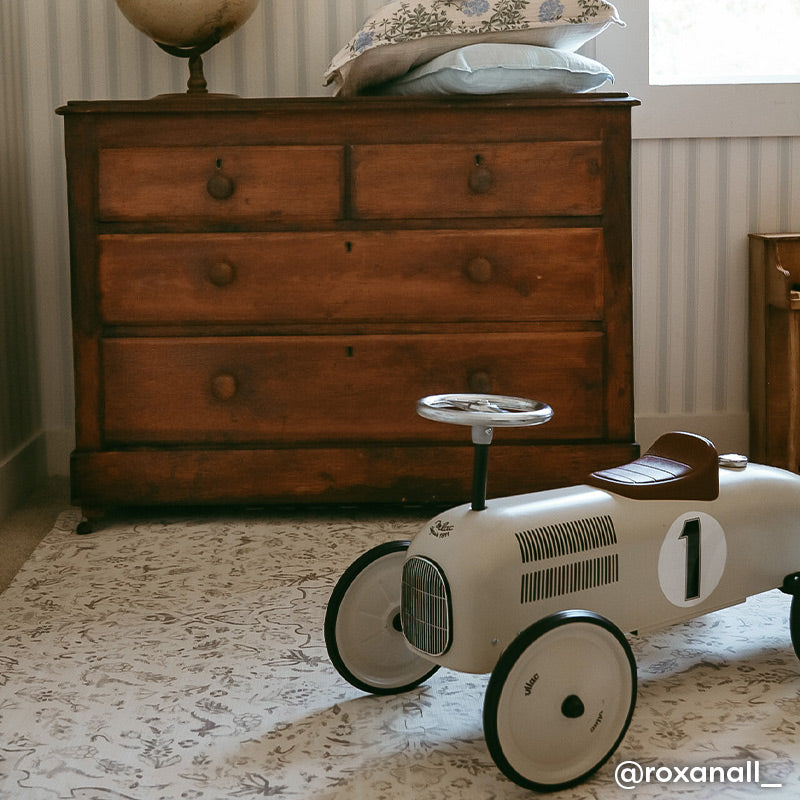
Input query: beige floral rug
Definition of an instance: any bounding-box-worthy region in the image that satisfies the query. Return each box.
[0,508,798,799]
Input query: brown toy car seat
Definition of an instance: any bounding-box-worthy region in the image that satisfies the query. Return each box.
[586,431,719,501]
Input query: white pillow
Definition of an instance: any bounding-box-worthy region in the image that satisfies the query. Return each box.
[324,0,624,96]
[376,42,614,95]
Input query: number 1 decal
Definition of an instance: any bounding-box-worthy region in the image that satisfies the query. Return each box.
[679,518,701,600]
[658,512,727,608]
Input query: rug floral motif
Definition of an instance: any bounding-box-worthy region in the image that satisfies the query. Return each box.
[0,509,798,799]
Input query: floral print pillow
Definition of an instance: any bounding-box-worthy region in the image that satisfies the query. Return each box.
[324,0,624,95]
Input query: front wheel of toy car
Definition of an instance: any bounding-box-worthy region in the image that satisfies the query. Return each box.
[483,610,637,792]
[325,541,440,695]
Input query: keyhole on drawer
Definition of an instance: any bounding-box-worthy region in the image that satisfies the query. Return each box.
[216,158,223,168]
[345,346,354,358]
[345,241,353,253]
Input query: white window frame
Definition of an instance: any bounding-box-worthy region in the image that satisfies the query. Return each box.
[594,0,800,139]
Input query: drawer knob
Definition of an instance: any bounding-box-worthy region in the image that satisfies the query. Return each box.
[468,370,493,394]
[211,373,238,401]
[465,257,493,284]
[207,172,235,200]
[207,261,236,287]
[468,162,493,194]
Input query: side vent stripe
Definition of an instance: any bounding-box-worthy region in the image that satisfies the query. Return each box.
[515,515,617,563]
[521,554,620,604]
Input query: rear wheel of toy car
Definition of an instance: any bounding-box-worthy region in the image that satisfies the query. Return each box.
[483,610,637,792]
[325,541,440,695]
[790,595,800,660]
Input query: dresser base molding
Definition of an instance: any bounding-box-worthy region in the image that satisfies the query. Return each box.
[71,442,639,524]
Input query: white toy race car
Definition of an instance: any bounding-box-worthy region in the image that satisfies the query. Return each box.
[325,394,800,792]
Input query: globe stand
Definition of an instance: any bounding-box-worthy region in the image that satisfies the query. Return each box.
[155,29,222,95]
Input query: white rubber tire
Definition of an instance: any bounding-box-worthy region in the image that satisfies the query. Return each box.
[325,541,439,695]
[484,610,636,792]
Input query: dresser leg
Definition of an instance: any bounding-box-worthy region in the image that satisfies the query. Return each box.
[76,507,106,535]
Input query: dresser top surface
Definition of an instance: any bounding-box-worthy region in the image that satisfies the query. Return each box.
[57,92,640,116]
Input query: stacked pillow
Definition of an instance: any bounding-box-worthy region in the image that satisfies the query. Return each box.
[324,0,623,97]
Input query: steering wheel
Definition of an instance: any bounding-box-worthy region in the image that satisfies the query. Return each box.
[417,393,553,442]
[417,393,552,510]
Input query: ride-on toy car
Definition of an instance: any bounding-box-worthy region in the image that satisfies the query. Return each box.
[325,394,800,792]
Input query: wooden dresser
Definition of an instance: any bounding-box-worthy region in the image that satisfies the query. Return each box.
[58,94,639,528]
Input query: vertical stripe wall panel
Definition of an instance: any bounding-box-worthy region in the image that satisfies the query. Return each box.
[4,0,800,477]
[632,137,800,425]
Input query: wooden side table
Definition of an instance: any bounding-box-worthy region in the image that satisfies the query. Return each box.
[749,233,800,470]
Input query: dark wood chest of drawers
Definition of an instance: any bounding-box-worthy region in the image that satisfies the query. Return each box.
[59,94,639,525]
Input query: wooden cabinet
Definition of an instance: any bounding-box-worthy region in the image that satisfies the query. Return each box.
[749,233,800,470]
[58,94,639,526]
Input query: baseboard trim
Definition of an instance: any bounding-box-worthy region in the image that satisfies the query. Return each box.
[0,433,47,520]
[635,412,750,456]
[46,426,75,477]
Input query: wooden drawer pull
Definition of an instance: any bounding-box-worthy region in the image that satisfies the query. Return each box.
[207,171,235,200]
[468,155,492,194]
[207,261,236,287]
[210,373,238,401]
[468,370,493,394]
[465,257,493,284]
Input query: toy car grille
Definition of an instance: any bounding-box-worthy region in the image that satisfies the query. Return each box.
[401,556,452,657]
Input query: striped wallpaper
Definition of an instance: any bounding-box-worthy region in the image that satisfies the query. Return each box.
[2,0,800,503]
[632,136,800,448]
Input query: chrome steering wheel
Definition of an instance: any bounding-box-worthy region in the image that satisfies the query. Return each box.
[417,393,553,443]
[416,393,553,511]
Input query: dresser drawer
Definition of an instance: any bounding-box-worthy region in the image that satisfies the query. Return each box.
[102,333,604,444]
[98,228,605,324]
[97,146,344,222]
[352,142,603,220]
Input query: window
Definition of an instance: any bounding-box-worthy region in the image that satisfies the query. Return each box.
[650,0,800,86]
[594,0,800,138]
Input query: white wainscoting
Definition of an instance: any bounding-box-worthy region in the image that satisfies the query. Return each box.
[632,136,800,451]
[3,0,800,495]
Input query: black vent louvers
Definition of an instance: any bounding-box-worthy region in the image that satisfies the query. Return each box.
[516,516,619,603]
[521,554,620,603]
[515,515,617,563]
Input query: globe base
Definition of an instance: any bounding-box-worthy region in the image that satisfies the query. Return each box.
[156,31,220,95]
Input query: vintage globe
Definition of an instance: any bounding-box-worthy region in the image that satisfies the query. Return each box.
[115,0,260,49]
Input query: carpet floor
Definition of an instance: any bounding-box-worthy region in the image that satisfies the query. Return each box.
[0,508,798,799]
